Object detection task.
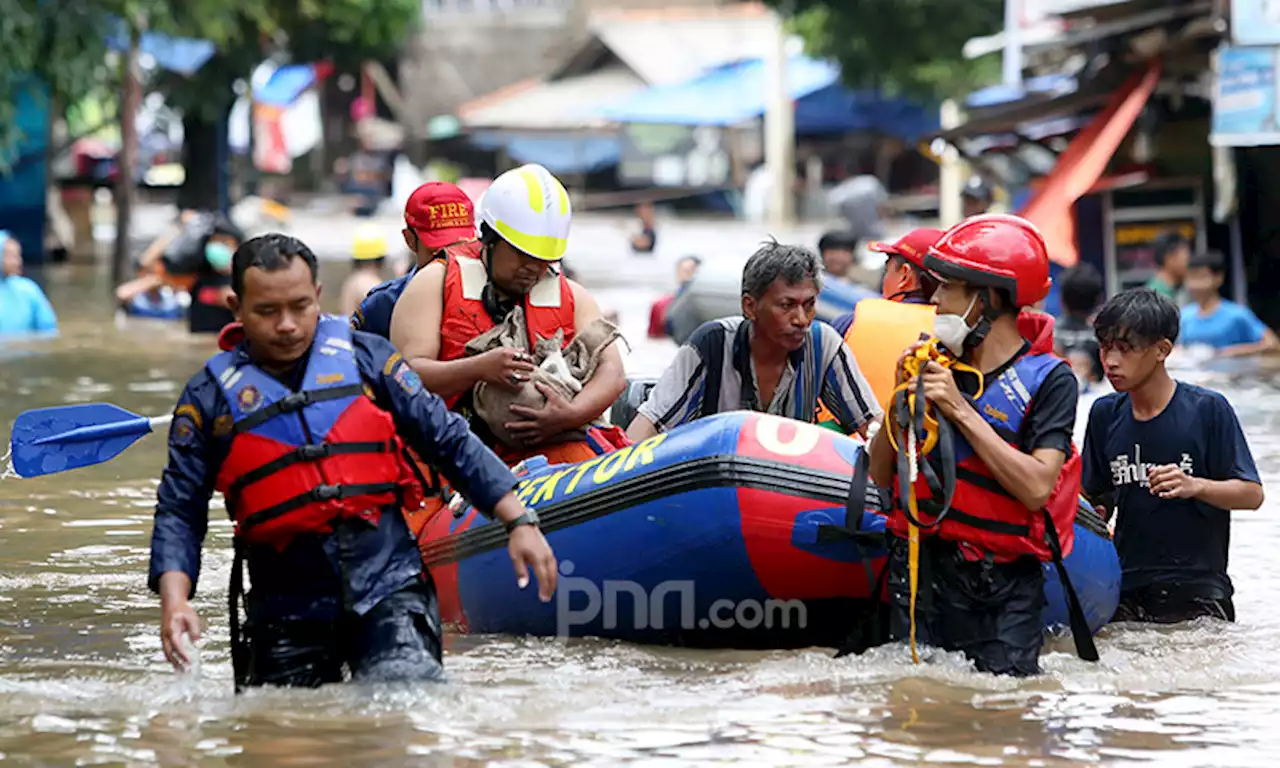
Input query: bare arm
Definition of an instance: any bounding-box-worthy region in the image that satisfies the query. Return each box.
[951,405,1066,510]
[116,273,164,304]
[566,280,627,425]
[867,423,897,488]
[1192,477,1264,510]
[389,261,485,399]
[626,413,658,441]
[1220,327,1280,358]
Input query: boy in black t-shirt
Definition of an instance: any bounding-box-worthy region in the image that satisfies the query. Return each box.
[1082,289,1264,623]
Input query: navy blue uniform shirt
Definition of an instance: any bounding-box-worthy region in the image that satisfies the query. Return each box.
[1082,383,1260,597]
[149,326,518,620]
[350,269,416,339]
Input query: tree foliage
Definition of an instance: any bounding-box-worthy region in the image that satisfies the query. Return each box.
[0,0,420,163]
[768,0,1005,103]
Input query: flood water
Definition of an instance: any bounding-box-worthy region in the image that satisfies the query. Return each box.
[3,249,1280,767]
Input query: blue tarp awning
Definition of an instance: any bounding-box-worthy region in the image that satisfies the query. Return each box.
[471,131,621,174]
[965,74,1078,110]
[105,23,215,77]
[599,55,839,128]
[255,64,321,107]
[598,55,939,140]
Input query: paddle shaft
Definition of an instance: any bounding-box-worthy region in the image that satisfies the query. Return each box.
[31,413,173,446]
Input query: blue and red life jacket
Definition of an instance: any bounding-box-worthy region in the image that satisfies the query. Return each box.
[887,313,1082,562]
[207,317,424,549]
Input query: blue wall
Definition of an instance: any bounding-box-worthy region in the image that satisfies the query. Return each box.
[0,79,50,265]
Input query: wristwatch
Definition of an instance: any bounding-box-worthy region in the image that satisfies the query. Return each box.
[504,507,541,533]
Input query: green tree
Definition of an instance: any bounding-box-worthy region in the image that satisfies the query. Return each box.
[0,0,420,207]
[768,0,1004,103]
[157,0,421,210]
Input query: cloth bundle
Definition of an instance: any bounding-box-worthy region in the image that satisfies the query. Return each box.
[466,306,624,448]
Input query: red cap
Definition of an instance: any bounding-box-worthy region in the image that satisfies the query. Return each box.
[404,182,476,250]
[867,228,945,269]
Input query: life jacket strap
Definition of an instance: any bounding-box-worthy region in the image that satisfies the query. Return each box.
[1042,507,1100,662]
[238,482,401,535]
[233,384,365,433]
[229,441,398,498]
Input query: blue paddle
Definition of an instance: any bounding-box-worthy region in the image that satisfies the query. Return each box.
[9,403,173,478]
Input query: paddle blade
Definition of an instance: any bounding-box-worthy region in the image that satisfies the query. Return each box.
[10,403,156,478]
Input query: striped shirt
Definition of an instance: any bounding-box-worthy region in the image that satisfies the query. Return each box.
[637,317,881,434]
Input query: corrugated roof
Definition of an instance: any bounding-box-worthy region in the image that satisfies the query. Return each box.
[458,65,644,130]
[589,5,776,86]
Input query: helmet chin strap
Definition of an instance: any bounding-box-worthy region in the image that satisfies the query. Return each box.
[960,289,997,352]
[480,242,517,322]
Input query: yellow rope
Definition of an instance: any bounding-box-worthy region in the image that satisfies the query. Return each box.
[885,338,984,665]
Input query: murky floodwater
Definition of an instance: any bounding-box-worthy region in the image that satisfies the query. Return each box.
[3,253,1280,767]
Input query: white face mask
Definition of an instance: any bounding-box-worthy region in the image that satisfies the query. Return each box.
[933,293,979,354]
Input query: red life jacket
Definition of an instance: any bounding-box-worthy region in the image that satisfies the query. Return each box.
[887,311,1082,562]
[207,317,425,549]
[438,246,576,409]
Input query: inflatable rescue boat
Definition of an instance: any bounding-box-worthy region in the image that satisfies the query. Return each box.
[421,410,1120,649]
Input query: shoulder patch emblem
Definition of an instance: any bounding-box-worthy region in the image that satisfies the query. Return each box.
[237,385,263,413]
[393,361,423,396]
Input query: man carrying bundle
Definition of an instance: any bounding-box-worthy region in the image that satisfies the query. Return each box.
[389,164,628,466]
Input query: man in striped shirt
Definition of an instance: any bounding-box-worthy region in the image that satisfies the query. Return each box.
[626,242,882,440]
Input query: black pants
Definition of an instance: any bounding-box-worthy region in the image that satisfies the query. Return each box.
[887,535,1046,677]
[244,581,445,689]
[1113,584,1235,624]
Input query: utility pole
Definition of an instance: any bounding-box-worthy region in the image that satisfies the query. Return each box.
[112,18,142,287]
[1003,0,1023,88]
[763,6,795,229]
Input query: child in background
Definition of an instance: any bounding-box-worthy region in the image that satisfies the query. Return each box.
[1054,262,1105,391]
[1179,250,1278,357]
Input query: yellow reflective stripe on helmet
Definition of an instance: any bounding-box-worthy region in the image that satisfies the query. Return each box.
[519,166,546,214]
[495,219,567,262]
[556,179,569,215]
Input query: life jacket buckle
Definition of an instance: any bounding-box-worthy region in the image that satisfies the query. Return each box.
[312,484,342,501]
[278,392,311,413]
[296,443,330,461]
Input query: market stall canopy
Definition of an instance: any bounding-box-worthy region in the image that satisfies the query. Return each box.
[468,132,621,175]
[598,55,938,139]
[254,62,335,107]
[104,23,215,76]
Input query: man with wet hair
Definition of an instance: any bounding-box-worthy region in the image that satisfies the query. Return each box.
[150,233,557,689]
[1082,288,1263,624]
[626,240,880,440]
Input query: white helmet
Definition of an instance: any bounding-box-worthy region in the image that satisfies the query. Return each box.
[477,164,572,262]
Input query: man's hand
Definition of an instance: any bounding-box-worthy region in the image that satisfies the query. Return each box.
[506,383,577,446]
[894,341,928,386]
[917,360,968,420]
[160,597,202,671]
[1147,464,1203,500]
[508,525,558,602]
[477,348,536,392]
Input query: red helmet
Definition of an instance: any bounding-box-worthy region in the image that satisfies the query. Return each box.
[923,214,1051,308]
